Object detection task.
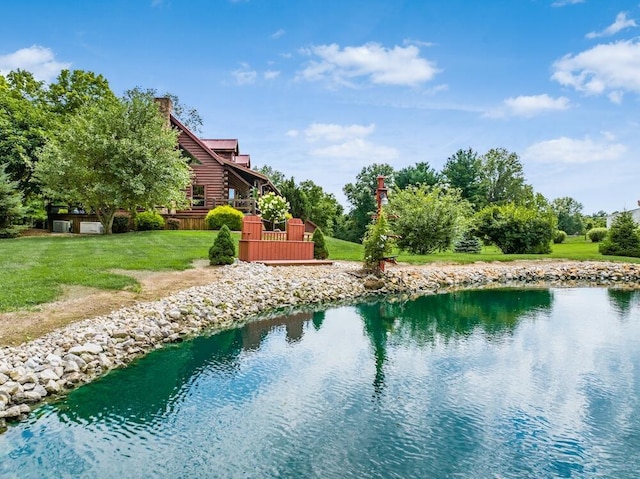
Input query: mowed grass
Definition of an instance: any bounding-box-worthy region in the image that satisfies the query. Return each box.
[0,231,638,313]
[0,230,220,312]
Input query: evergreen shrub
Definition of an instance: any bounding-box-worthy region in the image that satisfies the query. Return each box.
[599,211,640,257]
[205,205,244,231]
[135,211,165,231]
[312,227,329,259]
[209,224,236,265]
[454,232,482,253]
[363,211,395,275]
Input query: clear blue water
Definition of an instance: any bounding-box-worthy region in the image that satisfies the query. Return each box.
[1,287,640,478]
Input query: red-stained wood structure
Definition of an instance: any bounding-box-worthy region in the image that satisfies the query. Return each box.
[239,216,315,262]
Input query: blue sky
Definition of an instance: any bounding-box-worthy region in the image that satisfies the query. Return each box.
[1,0,639,214]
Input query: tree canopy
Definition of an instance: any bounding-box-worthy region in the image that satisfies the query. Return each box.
[35,91,191,234]
[342,163,395,243]
[551,196,584,235]
[480,148,527,206]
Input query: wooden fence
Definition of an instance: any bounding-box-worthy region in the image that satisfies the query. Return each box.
[239,216,314,262]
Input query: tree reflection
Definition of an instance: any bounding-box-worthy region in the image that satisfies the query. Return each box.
[57,311,316,426]
[357,289,554,394]
[607,289,640,318]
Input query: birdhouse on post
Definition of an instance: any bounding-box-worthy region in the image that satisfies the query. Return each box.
[376,175,388,217]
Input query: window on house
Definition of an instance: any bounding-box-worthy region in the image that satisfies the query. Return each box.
[192,185,205,208]
[228,188,236,201]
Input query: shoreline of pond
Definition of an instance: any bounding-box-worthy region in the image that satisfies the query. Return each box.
[1,259,640,430]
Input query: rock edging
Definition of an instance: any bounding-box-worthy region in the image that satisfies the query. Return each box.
[1,260,640,430]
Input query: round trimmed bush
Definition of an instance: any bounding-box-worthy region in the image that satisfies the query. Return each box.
[588,227,608,243]
[205,205,244,231]
[135,211,165,231]
[553,230,567,244]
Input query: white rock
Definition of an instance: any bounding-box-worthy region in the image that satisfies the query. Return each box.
[44,380,62,394]
[68,343,103,355]
[39,369,60,382]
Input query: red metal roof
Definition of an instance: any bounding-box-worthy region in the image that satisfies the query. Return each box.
[201,139,238,151]
[234,154,251,167]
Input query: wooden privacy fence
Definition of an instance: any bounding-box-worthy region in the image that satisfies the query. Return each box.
[239,216,314,262]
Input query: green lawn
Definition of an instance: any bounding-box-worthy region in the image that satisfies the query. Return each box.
[0,231,637,313]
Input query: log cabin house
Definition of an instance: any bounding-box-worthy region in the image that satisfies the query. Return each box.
[49,98,279,232]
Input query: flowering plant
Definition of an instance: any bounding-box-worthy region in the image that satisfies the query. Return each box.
[257,192,290,229]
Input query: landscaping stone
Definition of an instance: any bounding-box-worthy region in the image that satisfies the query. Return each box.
[0,260,639,429]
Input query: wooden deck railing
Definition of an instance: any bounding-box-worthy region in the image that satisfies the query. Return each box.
[231,198,257,214]
[261,231,313,242]
[239,216,314,262]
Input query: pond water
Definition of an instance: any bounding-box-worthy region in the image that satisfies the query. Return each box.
[1,287,640,478]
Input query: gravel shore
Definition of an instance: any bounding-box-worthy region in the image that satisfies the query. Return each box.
[1,259,640,429]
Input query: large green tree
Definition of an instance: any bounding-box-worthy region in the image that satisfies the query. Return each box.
[255,167,342,235]
[441,148,486,209]
[0,69,115,199]
[36,91,191,234]
[0,71,51,198]
[299,180,342,235]
[551,196,584,235]
[480,148,527,206]
[47,69,115,116]
[395,162,440,190]
[125,87,203,134]
[341,163,395,243]
[255,165,286,189]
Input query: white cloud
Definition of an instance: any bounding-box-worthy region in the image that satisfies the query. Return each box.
[310,138,398,160]
[524,136,627,164]
[291,122,398,162]
[0,45,70,82]
[489,94,571,118]
[402,38,436,48]
[232,63,257,85]
[264,70,280,80]
[608,90,624,103]
[298,42,440,87]
[552,39,640,98]
[586,12,637,38]
[271,29,285,39]
[303,123,376,143]
[552,0,584,6]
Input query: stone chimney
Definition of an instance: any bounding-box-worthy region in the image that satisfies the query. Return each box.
[155,97,172,128]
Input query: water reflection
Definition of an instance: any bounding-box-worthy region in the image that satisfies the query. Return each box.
[357,289,554,394]
[1,288,640,479]
[607,289,640,318]
[58,310,316,427]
